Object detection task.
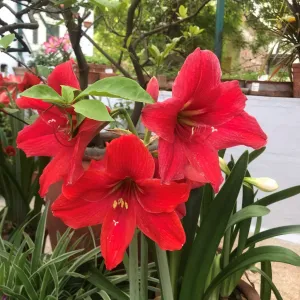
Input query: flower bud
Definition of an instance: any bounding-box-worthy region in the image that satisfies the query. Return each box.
[146,77,159,102]
[283,16,296,23]
[4,145,16,157]
[244,177,278,192]
[219,157,230,175]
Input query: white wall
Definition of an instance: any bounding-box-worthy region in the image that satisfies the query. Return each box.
[0,1,94,75]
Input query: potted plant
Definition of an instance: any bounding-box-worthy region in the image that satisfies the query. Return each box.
[13,49,300,300]
[267,0,300,97]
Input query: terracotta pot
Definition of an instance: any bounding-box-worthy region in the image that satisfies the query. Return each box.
[237,279,260,300]
[292,63,300,97]
[13,67,27,78]
[99,72,117,80]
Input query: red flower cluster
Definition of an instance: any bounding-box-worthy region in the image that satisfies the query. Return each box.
[142,48,267,191]
[0,72,40,105]
[16,48,267,270]
[17,61,105,197]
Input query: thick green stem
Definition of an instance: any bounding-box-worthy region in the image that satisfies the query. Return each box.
[143,128,152,145]
[129,231,139,300]
[111,108,138,136]
[169,250,181,299]
[155,245,174,300]
[140,234,148,300]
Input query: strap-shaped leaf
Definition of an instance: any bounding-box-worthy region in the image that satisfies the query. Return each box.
[179,151,249,300]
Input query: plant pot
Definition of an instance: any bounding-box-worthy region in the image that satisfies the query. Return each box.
[237,280,260,300]
[13,67,27,78]
[292,63,300,97]
[245,80,292,97]
[74,63,115,84]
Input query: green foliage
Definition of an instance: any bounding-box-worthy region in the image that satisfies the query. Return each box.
[0,205,102,299]
[0,34,15,49]
[73,100,113,121]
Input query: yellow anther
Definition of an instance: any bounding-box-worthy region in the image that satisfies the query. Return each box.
[125,202,128,209]
[113,200,118,209]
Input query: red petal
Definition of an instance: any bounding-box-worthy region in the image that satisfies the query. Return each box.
[137,179,189,213]
[16,96,52,111]
[146,77,159,102]
[39,149,70,197]
[193,81,246,125]
[175,203,186,219]
[173,49,221,105]
[101,203,136,270]
[51,193,110,229]
[18,72,41,92]
[105,135,155,181]
[17,116,64,157]
[141,97,184,143]
[62,168,116,202]
[158,137,187,183]
[208,111,267,150]
[47,60,80,95]
[136,205,185,250]
[67,119,102,184]
[183,138,223,192]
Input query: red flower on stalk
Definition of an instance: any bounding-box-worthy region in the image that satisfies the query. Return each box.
[52,135,189,270]
[16,60,106,197]
[4,145,16,157]
[0,72,40,105]
[142,48,267,191]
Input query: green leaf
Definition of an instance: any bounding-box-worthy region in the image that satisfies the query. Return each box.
[36,65,52,78]
[249,147,266,163]
[31,202,49,273]
[13,264,38,300]
[0,34,15,49]
[76,77,154,104]
[243,225,300,250]
[48,265,59,298]
[251,266,283,300]
[260,262,272,300]
[178,5,188,18]
[73,100,113,121]
[99,290,112,300]
[0,285,27,300]
[148,45,161,59]
[61,85,78,103]
[179,151,249,300]
[20,85,65,105]
[2,108,19,114]
[203,246,300,300]
[87,268,129,300]
[226,205,270,231]
[255,186,300,207]
[89,0,120,9]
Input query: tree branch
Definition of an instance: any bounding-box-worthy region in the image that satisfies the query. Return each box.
[132,0,212,49]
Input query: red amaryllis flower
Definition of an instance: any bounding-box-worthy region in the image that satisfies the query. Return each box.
[18,72,41,92]
[4,145,16,157]
[17,60,105,197]
[141,48,267,191]
[52,135,189,270]
[146,77,159,102]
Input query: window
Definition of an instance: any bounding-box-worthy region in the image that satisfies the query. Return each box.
[33,29,38,44]
[46,24,59,39]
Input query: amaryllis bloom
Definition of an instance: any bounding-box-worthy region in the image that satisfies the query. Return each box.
[17,60,105,197]
[52,135,189,270]
[4,145,16,156]
[0,72,40,105]
[142,48,267,191]
[146,77,159,102]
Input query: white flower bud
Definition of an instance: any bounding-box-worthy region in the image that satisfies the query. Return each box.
[219,157,230,175]
[244,177,279,192]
